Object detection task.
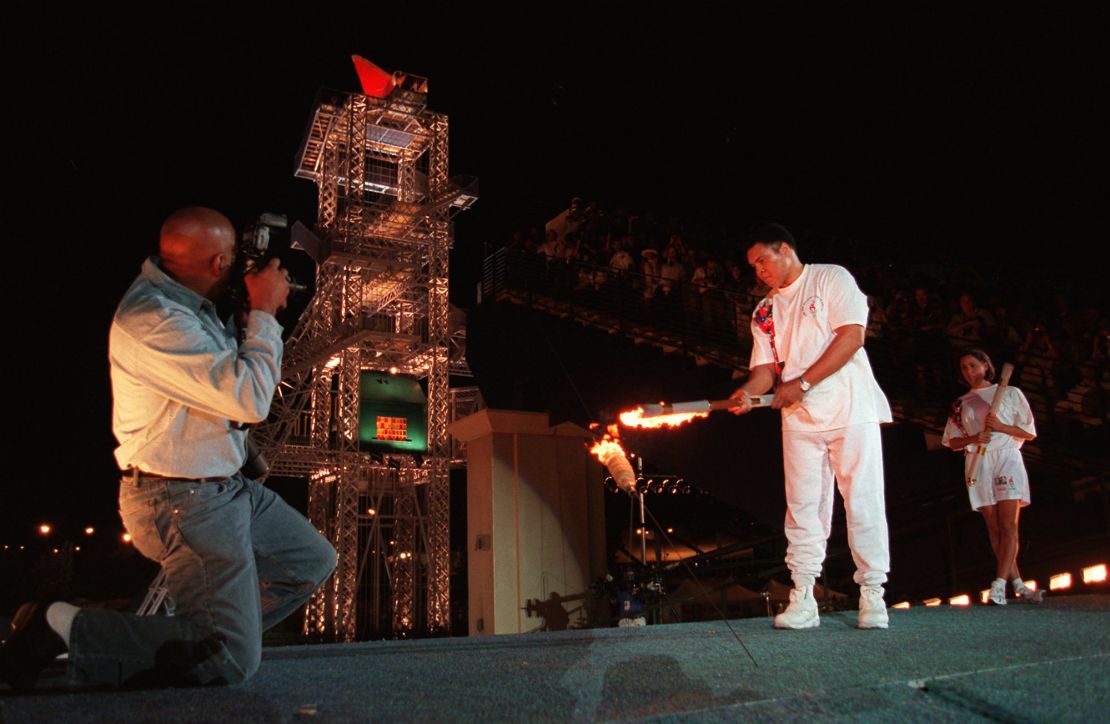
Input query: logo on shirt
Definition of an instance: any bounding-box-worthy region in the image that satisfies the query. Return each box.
[802,296,824,318]
[753,299,775,335]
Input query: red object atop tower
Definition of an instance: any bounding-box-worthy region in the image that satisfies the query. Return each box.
[352,55,396,98]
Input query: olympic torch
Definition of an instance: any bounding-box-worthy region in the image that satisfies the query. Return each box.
[620,396,775,429]
[967,363,1014,487]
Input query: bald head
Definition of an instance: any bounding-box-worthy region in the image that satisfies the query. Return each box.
[158,207,237,299]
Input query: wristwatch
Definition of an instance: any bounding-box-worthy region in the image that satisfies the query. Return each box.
[799,377,812,393]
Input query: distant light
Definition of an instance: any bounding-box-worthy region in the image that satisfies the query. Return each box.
[19,545,25,550]
[2,544,8,551]
[39,524,52,535]
[122,533,133,544]
[367,508,377,517]
[980,589,991,604]
[398,551,411,560]
[75,546,81,552]
[949,594,971,606]
[892,602,910,609]
[85,527,95,535]
[1049,573,1072,590]
[388,366,400,375]
[52,548,59,554]
[924,598,942,607]
[325,356,341,369]
[666,528,674,534]
[1082,564,1107,584]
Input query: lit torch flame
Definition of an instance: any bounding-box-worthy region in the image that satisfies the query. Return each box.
[616,397,765,430]
[619,406,709,429]
[589,424,637,492]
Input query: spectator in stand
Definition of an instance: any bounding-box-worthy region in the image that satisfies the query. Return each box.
[659,245,687,297]
[526,226,544,252]
[691,257,725,333]
[574,237,605,292]
[725,263,750,336]
[987,294,1023,349]
[866,295,888,339]
[1092,318,1110,365]
[906,286,949,397]
[563,231,588,263]
[546,196,584,246]
[641,248,661,300]
[580,200,605,239]
[722,258,738,285]
[747,267,771,298]
[537,228,565,262]
[725,260,745,294]
[683,247,699,280]
[910,287,946,335]
[665,233,687,258]
[947,292,996,349]
[1080,305,1110,364]
[1017,320,1059,409]
[690,255,722,290]
[879,290,913,376]
[505,228,526,251]
[609,237,635,274]
[1052,293,1074,327]
[1049,294,1084,395]
[1089,316,1110,431]
[883,290,910,332]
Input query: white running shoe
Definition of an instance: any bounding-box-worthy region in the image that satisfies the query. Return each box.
[773,586,819,629]
[989,579,1007,606]
[858,586,889,629]
[1016,586,1045,604]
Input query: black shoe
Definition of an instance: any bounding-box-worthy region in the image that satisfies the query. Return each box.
[0,600,68,693]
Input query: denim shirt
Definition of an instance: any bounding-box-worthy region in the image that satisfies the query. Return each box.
[109,257,283,478]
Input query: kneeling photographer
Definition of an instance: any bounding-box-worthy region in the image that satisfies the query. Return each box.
[0,206,335,692]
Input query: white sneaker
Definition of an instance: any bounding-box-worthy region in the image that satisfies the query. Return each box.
[989,579,1007,606]
[1016,586,1045,604]
[858,586,889,629]
[773,586,819,629]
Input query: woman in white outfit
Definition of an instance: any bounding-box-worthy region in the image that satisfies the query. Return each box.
[942,348,1044,605]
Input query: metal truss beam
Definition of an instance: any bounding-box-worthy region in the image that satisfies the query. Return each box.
[260,83,476,640]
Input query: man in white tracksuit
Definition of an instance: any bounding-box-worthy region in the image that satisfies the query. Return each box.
[731,223,892,629]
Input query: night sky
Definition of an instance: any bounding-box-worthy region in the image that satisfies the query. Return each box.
[4,4,1108,543]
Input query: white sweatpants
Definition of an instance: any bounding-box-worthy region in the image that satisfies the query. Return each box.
[781,422,890,587]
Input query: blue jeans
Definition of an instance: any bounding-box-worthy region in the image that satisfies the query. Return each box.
[67,473,336,686]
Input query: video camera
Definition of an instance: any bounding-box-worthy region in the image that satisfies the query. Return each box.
[232,212,313,480]
[238,212,308,295]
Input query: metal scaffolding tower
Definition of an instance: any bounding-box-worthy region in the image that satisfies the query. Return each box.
[253,71,477,640]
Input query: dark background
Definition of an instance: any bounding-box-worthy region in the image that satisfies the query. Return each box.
[4,3,1107,555]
